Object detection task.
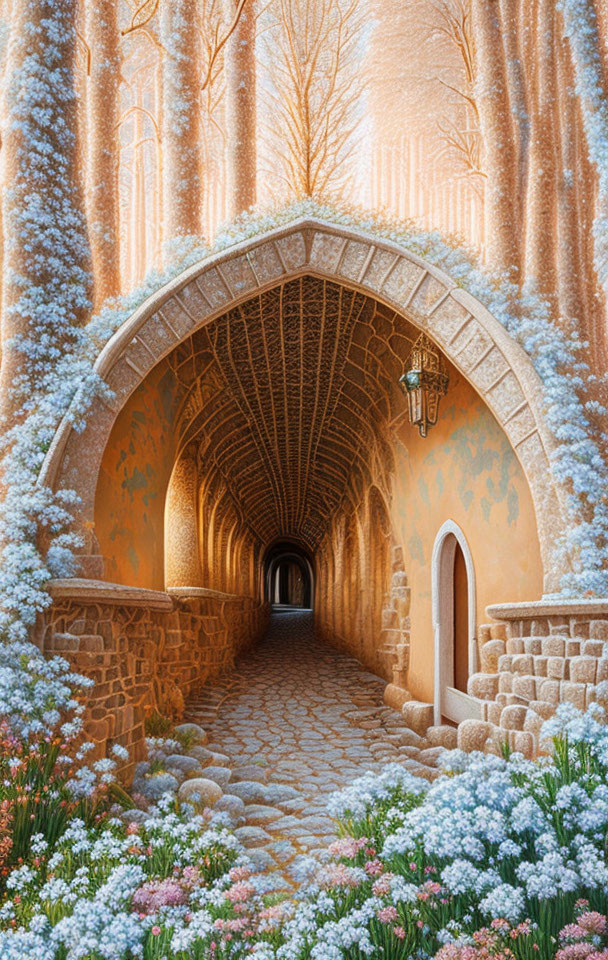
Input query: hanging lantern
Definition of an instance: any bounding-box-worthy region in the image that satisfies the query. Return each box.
[399,333,449,438]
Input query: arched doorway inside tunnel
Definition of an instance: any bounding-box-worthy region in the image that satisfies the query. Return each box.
[432,520,480,726]
[264,543,313,610]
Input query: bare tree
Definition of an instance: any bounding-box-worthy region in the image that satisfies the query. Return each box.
[261,0,365,200]
[426,0,484,186]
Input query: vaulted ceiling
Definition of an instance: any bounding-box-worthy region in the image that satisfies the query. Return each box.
[166,275,423,550]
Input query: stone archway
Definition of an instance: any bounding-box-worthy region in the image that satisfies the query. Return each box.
[41,216,570,594]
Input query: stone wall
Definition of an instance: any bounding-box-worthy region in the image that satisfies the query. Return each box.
[459,599,608,757]
[38,580,269,777]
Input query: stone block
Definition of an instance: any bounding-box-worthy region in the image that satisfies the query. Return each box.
[523,710,544,736]
[596,659,608,682]
[418,746,446,767]
[533,656,548,676]
[427,725,458,749]
[500,704,527,730]
[498,654,513,672]
[512,674,536,700]
[547,657,567,680]
[542,636,566,657]
[523,637,542,655]
[178,778,223,806]
[468,673,499,699]
[583,639,604,657]
[528,699,555,720]
[506,637,524,655]
[566,640,582,657]
[590,620,608,640]
[480,639,506,673]
[559,681,586,710]
[511,731,536,759]
[570,656,597,685]
[586,685,598,709]
[401,700,434,735]
[457,719,493,752]
[478,625,492,645]
[486,702,503,725]
[511,654,534,675]
[490,623,507,641]
[498,672,513,693]
[384,683,412,712]
[538,678,560,703]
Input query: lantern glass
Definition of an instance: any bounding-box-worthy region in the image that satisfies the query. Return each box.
[399,334,449,437]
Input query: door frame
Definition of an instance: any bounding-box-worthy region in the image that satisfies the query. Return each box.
[432,520,480,725]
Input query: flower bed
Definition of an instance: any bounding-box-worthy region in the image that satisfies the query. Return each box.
[4,700,608,958]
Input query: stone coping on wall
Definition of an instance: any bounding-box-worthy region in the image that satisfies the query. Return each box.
[487,597,608,621]
[167,586,258,603]
[47,578,174,611]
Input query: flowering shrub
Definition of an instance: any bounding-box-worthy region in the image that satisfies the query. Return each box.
[5,703,608,958]
[0,645,135,892]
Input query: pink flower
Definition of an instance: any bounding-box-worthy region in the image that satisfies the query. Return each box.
[364,859,383,876]
[579,914,608,936]
[561,925,588,942]
[556,945,596,960]
[229,866,252,882]
[377,906,398,923]
[372,874,394,896]
[151,926,161,936]
[181,866,201,888]
[318,863,362,890]
[393,926,406,940]
[327,837,369,859]
[225,881,255,903]
[132,879,187,914]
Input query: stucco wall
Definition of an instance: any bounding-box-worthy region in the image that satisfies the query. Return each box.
[315,364,543,704]
[95,362,180,588]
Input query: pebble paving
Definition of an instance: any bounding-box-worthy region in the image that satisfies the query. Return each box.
[184,609,443,887]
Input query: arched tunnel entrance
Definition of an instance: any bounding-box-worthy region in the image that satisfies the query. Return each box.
[93,271,543,700]
[43,221,564,713]
[264,542,314,609]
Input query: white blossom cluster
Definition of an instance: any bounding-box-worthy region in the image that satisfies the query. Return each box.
[326,761,428,819]
[558,0,608,289]
[0,807,245,959]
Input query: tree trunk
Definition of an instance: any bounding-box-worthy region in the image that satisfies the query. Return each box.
[555,27,586,327]
[498,0,529,237]
[160,0,203,246]
[85,0,121,307]
[523,0,558,297]
[224,0,257,217]
[471,0,520,277]
[0,0,91,429]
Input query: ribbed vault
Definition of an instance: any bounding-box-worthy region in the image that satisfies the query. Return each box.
[169,275,420,552]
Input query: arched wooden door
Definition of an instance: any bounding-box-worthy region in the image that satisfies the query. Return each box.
[432,520,481,725]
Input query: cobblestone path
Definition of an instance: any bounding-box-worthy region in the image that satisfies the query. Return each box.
[184,609,444,887]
